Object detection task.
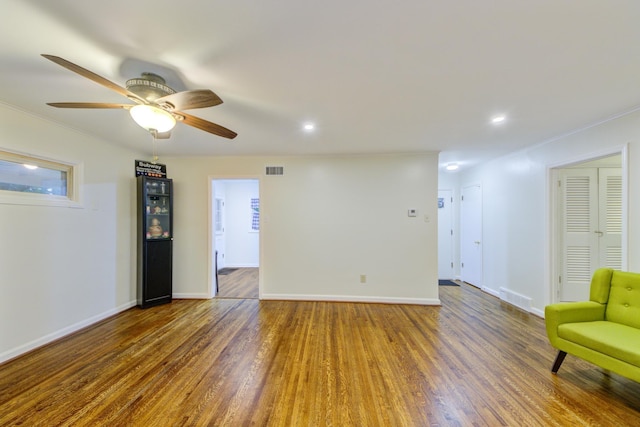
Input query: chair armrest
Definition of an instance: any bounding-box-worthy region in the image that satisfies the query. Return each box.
[545,301,606,324]
[545,301,606,347]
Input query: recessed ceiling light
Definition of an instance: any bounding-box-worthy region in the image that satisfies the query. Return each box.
[491,115,506,124]
[445,163,459,171]
[303,123,315,132]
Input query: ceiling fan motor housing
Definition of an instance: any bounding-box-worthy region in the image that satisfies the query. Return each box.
[126,72,176,102]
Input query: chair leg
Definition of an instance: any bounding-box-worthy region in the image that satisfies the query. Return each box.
[551,350,567,373]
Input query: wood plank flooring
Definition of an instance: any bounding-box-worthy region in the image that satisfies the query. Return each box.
[217,267,259,299]
[2,283,640,426]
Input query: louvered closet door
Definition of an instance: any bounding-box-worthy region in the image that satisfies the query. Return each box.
[560,169,599,302]
[598,168,622,270]
[559,168,622,301]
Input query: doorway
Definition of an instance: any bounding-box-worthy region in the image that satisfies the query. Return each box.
[211,179,260,299]
[438,189,454,280]
[460,183,482,288]
[551,153,625,302]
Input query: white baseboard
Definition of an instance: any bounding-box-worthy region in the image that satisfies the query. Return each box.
[499,287,533,312]
[482,287,500,298]
[530,307,544,318]
[0,300,137,364]
[487,286,544,318]
[219,265,259,269]
[173,293,212,299]
[261,293,441,306]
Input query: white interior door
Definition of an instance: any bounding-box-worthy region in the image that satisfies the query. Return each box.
[598,168,623,270]
[438,190,454,279]
[214,196,226,270]
[460,184,482,288]
[558,168,622,301]
[559,169,598,301]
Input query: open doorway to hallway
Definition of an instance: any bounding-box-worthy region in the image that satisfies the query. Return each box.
[437,189,454,280]
[217,268,259,299]
[211,179,260,299]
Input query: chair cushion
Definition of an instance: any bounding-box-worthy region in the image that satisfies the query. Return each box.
[589,268,613,304]
[605,270,640,329]
[559,321,640,368]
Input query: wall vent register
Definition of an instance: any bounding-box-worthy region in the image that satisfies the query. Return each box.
[265,166,284,176]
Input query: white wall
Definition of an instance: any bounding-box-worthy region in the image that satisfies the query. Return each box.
[222,179,260,268]
[452,110,640,315]
[0,103,143,363]
[167,153,440,304]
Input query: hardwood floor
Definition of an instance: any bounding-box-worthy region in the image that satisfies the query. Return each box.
[217,267,259,299]
[2,283,640,426]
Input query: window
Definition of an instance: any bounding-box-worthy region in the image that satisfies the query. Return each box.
[0,149,82,207]
[251,198,260,231]
[215,198,223,233]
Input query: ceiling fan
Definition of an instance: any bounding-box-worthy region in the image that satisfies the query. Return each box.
[41,54,237,140]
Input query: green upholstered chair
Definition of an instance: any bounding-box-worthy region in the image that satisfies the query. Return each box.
[545,268,640,383]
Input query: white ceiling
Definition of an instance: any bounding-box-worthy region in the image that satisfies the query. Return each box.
[2,1,640,171]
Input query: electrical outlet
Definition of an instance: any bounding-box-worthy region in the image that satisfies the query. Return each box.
[360,274,367,284]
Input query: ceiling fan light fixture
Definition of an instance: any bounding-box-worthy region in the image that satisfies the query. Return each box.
[129,105,176,133]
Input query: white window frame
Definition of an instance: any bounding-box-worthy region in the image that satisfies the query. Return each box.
[0,148,83,208]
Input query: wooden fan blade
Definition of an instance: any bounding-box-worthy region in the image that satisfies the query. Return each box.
[47,102,133,109]
[156,89,223,111]
[42,54,145,103]
[178,111,237,139]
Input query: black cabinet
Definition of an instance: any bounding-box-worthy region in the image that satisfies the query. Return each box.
[137,176,173,308]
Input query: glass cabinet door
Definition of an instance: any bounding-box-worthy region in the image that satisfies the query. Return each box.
[145,179,171,239]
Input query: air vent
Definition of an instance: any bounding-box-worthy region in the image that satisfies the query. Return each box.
[265,166,284,176]
[499,287,532,312]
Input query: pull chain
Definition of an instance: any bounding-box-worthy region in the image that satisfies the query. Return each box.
[150,129,159,163]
